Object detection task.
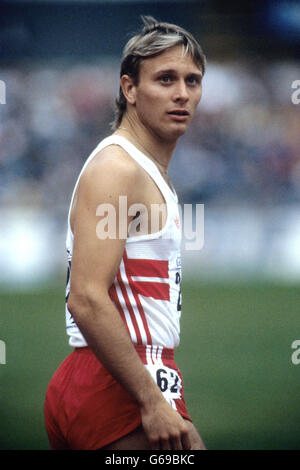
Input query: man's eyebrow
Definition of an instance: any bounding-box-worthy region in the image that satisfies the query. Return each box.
[153,68,203,78]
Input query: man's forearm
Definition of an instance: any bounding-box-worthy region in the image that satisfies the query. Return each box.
[67,291,164,409]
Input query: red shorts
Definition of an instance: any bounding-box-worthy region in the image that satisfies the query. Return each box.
[44,344,191,450]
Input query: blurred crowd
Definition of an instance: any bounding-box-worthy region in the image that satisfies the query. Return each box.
[0,58,299,223]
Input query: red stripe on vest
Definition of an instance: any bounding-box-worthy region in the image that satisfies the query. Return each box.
[123,251,153,345]
[125,258,168,279]
[131,281,170,301]
[116,269,143,344]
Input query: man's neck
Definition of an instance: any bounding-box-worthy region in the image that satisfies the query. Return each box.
[115,115,178,174]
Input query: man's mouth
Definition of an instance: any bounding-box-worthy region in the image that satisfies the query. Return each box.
[167,110,190,122]
[167,110,189,116]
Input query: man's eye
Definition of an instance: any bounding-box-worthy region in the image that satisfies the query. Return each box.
[160,75,172,83]
[187,76,200,85]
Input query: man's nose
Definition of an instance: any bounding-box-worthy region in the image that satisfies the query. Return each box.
[173,80,189,103]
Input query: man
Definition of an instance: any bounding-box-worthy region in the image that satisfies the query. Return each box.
[44,16,206,450]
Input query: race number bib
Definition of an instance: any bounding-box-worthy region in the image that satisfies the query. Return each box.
[145,364,182,409]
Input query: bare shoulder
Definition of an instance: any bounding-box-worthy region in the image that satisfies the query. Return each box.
[85,144,142,182]
[78,144,144,203]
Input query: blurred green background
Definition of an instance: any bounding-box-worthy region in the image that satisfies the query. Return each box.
[1,278,299,450]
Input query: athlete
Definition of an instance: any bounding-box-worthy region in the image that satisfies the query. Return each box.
[44,16,206,450]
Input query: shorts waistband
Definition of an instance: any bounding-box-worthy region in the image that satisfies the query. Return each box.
[74,344,174,362]
[135,344,174,363]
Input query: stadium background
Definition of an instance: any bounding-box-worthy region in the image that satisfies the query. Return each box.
[0,0,299,450]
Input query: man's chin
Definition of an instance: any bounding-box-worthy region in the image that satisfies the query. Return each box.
[153,122,189,143]
[167,124,188,140]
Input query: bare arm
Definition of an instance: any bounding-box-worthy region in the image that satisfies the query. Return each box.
[67,148,190,450]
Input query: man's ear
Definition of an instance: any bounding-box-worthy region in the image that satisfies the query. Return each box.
[120,75,136,105]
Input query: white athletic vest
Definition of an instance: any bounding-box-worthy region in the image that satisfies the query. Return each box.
[65,135,182,348]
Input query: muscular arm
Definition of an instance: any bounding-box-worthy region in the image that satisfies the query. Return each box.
[67,148,190,450]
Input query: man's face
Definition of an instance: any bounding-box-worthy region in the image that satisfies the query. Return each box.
[132,45,203,142]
